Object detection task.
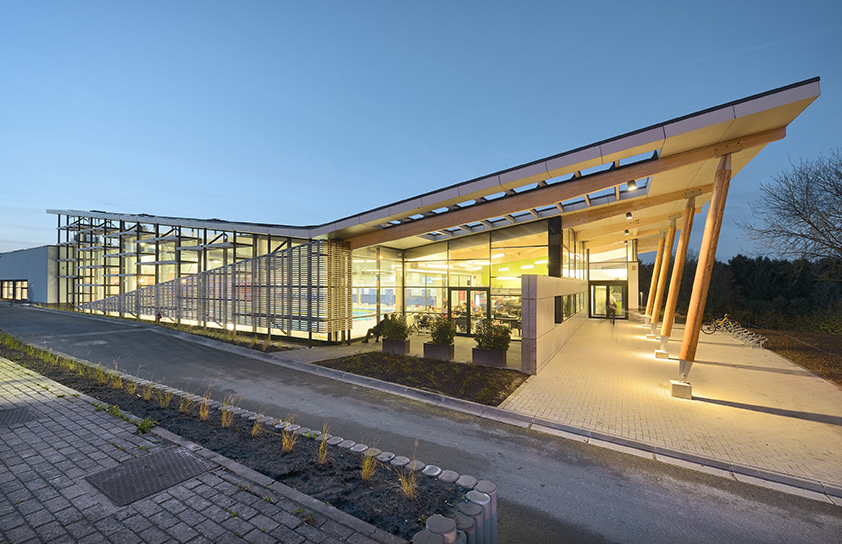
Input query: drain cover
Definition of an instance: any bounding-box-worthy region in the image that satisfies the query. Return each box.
[0,407,39,428]
[86,447,217,506]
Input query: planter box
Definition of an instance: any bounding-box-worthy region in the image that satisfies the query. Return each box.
[472,347,507,367]
[382,338,410,355]
[423,343,454,361]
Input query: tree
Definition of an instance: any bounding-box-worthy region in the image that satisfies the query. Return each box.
[740,149,842,269]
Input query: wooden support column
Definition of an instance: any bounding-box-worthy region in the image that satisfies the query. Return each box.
[649,218,677,335]
[659,198,695,353]
[644,234,666,324]
[678,155,732,383]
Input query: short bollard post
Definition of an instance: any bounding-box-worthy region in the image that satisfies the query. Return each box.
[426,514,457,543]
[466,490,491,544]
[474,481,497,544]
[458,501,483,544]
[412,529,444,544]
[455,512,476,544]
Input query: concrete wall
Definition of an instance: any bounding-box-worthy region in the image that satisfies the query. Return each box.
[0,246,57,304]
[521,274,588,375]
[628,260,640,311]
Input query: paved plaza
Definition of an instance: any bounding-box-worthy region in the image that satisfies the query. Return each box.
[499,316,842,495]
[0,357,402,544]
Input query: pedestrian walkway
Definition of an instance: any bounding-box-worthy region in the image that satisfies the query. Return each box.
[499,317,842,495]
[0,357,402,544]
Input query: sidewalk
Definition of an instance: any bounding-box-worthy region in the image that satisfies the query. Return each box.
[498,317,842,496]
[0,357,402,544]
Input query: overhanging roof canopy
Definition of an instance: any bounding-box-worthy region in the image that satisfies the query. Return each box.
[50,78,820,259]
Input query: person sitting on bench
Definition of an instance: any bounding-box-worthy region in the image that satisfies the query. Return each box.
[362,314,389,343]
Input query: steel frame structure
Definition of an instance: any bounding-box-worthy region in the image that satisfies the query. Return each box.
[78,240,353,342]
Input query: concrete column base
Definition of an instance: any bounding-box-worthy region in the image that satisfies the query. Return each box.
[670,380,692,399]
[654,350,669,359]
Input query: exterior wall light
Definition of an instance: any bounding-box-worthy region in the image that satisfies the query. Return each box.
[627,180,637,190]
[625,212,633,220]
[624,229,630,235]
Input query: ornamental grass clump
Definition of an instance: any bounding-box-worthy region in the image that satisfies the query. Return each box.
[361,451,379,482]
[198,391,212,421]
[178,393,196,414]
[281,417,298,453]
[474,318,512,351]
[221,395,239,428]
[155,387,173,408]
[250,414,264,438]
[318,422,330,464]
[429,315,456,346]
[398,466,418,500]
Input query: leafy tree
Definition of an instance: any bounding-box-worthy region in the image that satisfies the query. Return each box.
[740,150,842,270]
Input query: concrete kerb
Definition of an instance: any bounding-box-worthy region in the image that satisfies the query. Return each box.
[21,309,842,507]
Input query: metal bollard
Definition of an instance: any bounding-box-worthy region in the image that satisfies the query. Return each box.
[466,490,491,544]
[458,501,484,544]
[474,481,497,544]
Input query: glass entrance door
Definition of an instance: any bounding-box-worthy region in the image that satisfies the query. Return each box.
[590,282,627,320]
[449,287,489,335]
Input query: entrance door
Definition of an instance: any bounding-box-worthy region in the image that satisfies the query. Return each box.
[449,287,489,335]
[590,282,627,319]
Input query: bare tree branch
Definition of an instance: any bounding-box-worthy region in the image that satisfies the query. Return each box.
[739,149,842,266]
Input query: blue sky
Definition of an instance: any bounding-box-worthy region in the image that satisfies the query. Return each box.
[2,1,840,261]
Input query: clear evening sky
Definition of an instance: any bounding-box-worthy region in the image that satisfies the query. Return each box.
[2,1,840,262]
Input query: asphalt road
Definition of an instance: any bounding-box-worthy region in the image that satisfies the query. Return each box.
[2,304,840,544]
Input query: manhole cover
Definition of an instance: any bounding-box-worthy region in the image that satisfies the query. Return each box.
[0,407,39,428]
[86,447,217,506]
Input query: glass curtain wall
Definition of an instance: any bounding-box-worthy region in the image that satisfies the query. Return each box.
[353,219,588,341]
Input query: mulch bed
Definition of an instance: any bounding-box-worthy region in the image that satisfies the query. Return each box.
[759,329,842,387]
[316,351,529,406]
[0,342,461,540]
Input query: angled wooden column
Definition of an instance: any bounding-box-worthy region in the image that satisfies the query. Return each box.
[658,198,696,354]
[644,234,666,324]
[678,155,732,387]
[649,218,677,336]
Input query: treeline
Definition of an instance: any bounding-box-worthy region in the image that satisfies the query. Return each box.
[640,255,842,334]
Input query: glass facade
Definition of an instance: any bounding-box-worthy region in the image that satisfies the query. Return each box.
[352,219,588,340]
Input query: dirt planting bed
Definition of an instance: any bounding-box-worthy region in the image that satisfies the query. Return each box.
[0,341,462,541]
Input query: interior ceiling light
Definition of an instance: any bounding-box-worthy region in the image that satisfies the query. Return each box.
[498,267,509,271]
[625,212,633,220]
[627,180,637,190]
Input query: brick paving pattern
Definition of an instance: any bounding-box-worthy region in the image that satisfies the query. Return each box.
[499,317,842,491]
[0,358,401,544]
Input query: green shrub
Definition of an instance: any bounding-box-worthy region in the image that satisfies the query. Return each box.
[429,316,455,346]
[382,314,410,341]
[474,319,511,351]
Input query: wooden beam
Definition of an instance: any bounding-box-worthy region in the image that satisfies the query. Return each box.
[563,185,710,229]
[679,155,733,379]
[650,219,677,327]
[345,128,785,249]
[645,235,666,318]
[575,209,701,241]
[661,198,695,340]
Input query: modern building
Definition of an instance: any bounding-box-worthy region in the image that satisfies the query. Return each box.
[2,78,820,380]
[0,246,58,304]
